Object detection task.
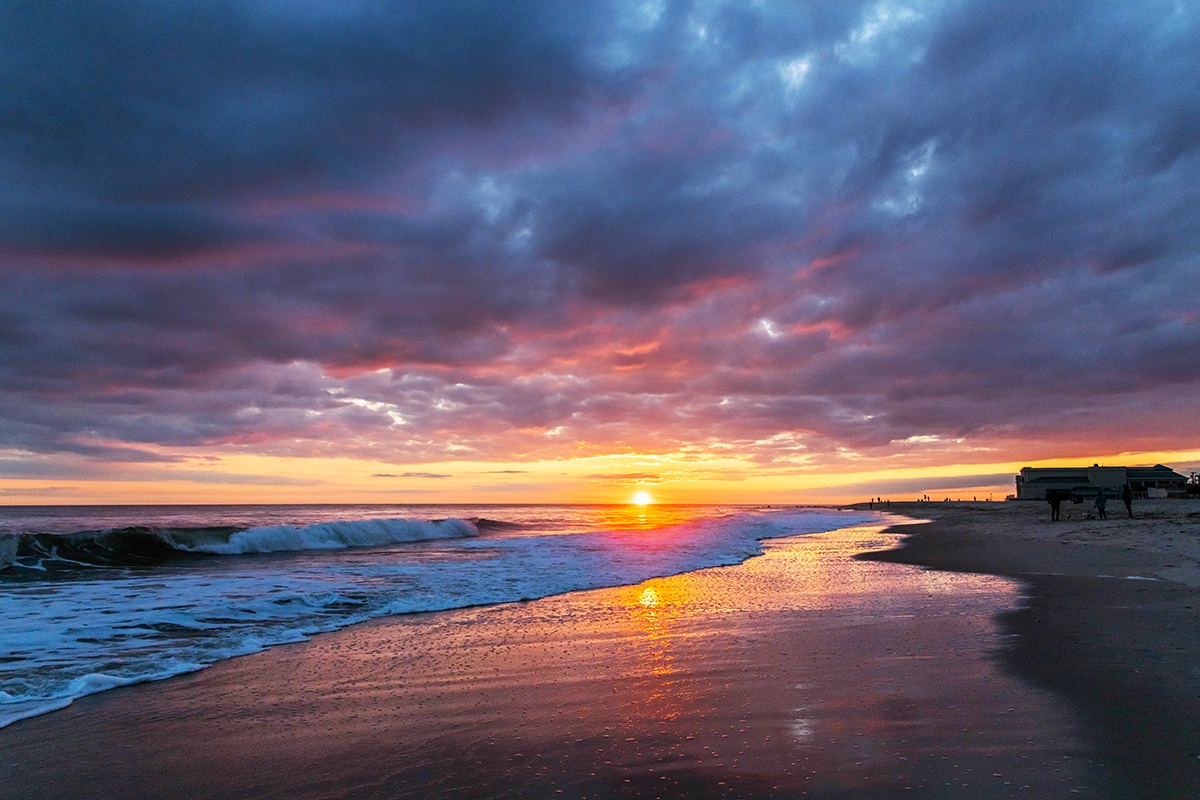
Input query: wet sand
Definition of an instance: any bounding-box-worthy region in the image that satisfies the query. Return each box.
[859,498,1200,798]
[3,518,1114,799]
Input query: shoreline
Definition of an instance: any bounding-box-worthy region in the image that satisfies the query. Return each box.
[856,499,1200,798]
[0,519,1102,799]
[4,504,1196,797]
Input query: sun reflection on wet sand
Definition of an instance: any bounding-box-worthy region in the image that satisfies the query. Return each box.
[626,582,681,719]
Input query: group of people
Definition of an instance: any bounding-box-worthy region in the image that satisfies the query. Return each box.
[1045,484,1134,521]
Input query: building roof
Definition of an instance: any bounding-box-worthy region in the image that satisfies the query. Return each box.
[1126,464,1187,481]
[1021,464,1186,481]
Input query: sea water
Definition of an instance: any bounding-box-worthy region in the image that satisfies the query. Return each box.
[0,504,874,728]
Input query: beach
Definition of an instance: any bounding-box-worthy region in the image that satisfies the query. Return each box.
[861,498,1200,798]
[2,503,1197,798]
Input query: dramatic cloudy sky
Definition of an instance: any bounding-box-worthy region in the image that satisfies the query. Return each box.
[2,0,1199,503]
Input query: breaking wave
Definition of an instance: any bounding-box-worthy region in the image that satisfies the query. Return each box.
[0,517,480,571]
[0,506,877,729]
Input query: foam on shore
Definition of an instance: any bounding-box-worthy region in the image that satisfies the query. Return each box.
[0,508,873,728]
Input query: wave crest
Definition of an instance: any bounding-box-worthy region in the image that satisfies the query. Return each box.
[0,517,480,570]
[181,518,479,555]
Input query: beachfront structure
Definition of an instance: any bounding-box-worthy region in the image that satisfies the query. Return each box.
[1014,464,1188,500]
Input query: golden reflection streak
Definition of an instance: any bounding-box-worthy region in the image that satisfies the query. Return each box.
[592,503,697,531]
[624,579,685,721]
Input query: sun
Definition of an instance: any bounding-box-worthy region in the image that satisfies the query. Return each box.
[632,490,653,506]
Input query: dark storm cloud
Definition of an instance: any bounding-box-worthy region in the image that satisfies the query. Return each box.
[0,0,624,198]
[0,200,271,261]
[0,0,633,262]
[2,0,1199,475]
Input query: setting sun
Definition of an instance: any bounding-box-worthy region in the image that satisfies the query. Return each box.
[632,491,653,506]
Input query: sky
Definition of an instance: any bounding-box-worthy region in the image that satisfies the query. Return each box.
[2,0,1199,505]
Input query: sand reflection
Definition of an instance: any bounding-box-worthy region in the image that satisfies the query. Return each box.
[625,581,684,720]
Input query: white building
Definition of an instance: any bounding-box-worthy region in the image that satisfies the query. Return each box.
[1013,464,1187,500]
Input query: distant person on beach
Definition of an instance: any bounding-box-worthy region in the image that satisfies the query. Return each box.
[1121,484,1133,518]
[1046,489,1062,521]
[1093,490,1108,520]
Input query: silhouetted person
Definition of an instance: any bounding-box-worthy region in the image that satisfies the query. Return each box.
[1094,490,1108,520]
[1046,489,1062,521]
[1121,484,1133,518]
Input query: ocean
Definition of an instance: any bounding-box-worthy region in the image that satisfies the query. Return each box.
[0,503,874,729]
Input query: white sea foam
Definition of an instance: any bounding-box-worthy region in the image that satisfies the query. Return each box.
[0,508,874,728]
[177,517,479,554]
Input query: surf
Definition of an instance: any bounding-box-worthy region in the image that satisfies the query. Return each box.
[0,517,481,571]
[0,506,875,729]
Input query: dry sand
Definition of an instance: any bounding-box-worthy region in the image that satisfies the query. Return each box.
[859,497,1200,798]
[3,503,1197,799]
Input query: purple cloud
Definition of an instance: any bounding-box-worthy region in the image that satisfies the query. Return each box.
[1,0,1198,481]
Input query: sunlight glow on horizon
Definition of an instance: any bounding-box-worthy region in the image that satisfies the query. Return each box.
[1,448,1197,506]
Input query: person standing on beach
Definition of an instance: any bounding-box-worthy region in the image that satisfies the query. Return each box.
[1094,490,1108,520]
[1046,489,1062,521]
[1121,483,1133,518]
